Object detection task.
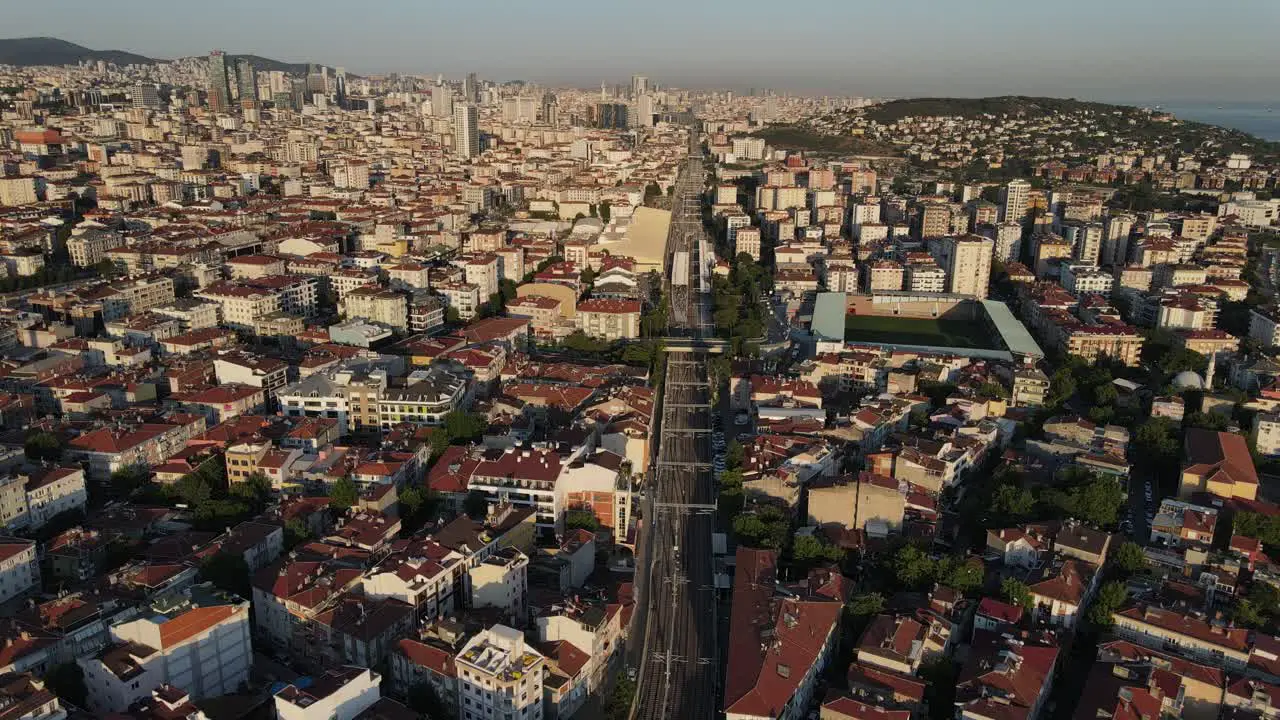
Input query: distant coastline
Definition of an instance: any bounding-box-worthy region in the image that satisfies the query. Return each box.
[1150,102,1280,142]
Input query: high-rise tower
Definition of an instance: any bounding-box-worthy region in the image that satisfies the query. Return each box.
[206,51,232,112]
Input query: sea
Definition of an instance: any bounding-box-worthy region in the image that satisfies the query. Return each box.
[1149,102,1280,142]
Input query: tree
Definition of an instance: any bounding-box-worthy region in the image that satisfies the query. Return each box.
[992,484,1035,520]
[23,430,62,462]
[893,545,936,589]
[1087,580,1129,627]
[846,592,886,617]
[230,472,273,510]
[407,681,450,720]
[1134,417,1180,469]
[464,489,489,520]
[919,659,959,720]
[939,557,984,594]
[445,306,461,324]
[725,440,745,470]
[599,202,611,223]
[565,509,601,532]
[978,381,1008,400]
[792,535,843,566]
[171,473,214,507]
[1001,578,1033,608]
[200,552,251,599]
[284,518,311,550]
[1235,583,1280,631]
[443,411,488,443]
[400,486,426,518]
[329,476,359,511]
[732,507,788,549]
[1111,541,1147,576]
[44,662,87,708]
[110,465,150,498]
[603,678,636,720]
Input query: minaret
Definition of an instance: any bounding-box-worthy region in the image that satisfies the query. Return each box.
[1205,351,1216,390]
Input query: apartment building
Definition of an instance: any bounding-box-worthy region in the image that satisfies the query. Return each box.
[1111,603,1250,671]
[865,261,904,292]
[342,287,409,330]
[376,368,469,428]
[274,666,380,720]
[438,282,482,321]
[79,584,251,713]
[1060,324,1144,366]
[455,625,545,720]
[724,549,842,720]
[195,282,280,330]
[939,234,994,299]
[468,547,529,626]
[576,299,641,341]
[0,538,38,605]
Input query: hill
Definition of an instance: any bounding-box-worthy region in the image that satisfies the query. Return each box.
[0,37,154,67]
[862,96,1124,124]
[224,54,311,75]
[751,125,901,157]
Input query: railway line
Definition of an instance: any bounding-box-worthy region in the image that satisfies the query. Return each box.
[630,126,718,719]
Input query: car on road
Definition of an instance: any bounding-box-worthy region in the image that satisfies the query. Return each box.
[735,412,750,425]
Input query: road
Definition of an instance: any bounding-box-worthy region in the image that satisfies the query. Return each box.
[630,127,719,720]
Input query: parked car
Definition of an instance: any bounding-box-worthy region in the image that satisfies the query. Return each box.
[735,413,750,425]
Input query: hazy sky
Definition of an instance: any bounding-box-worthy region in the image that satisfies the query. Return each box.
[8,0,1280,101]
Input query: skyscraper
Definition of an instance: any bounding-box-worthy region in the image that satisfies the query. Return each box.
[206,51,232,112]
[941,234,995,299]
[431,84,454,118]
[631,74,649,98]
[595,102,629,130]
[1001,179,1031,224]
[235,59,257,109]
[453,103,479,159]
[305,64,327,104]
[132,83,161,109]
[541,93,559,126]
[464,73,479,103]
[1102,213,1134,266]
[334,67,348,109]
[636,94,655,127]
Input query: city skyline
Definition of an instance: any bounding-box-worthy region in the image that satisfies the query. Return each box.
[6,0,1280,102]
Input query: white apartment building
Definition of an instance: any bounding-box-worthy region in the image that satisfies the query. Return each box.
[343,287,409,330]
[332,161,370,190]
[195,283,280,330]
[377,368,469,429]
[906,264,946,294]
[0,538,38,604]
[1254,413,1280,457]
[731,136,766,161]
[214,355,290,399]
[464,255,501,300]
[439,283,482,320]
[735,227,762,260]
[939,234,994,299]
[1061,265,1114,295]
[0,177,38,206]
[275,666,381,720]
[79,584,251,713]
[18,467,88,531]
[152,299,221,331]
[455,625,545,720]
[576,299,641,341]
[468,548,529,626]
[1002,178,1030,223]
[363,551,465,623]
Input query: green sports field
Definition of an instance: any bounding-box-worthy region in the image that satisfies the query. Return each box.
[844,314,994,349]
